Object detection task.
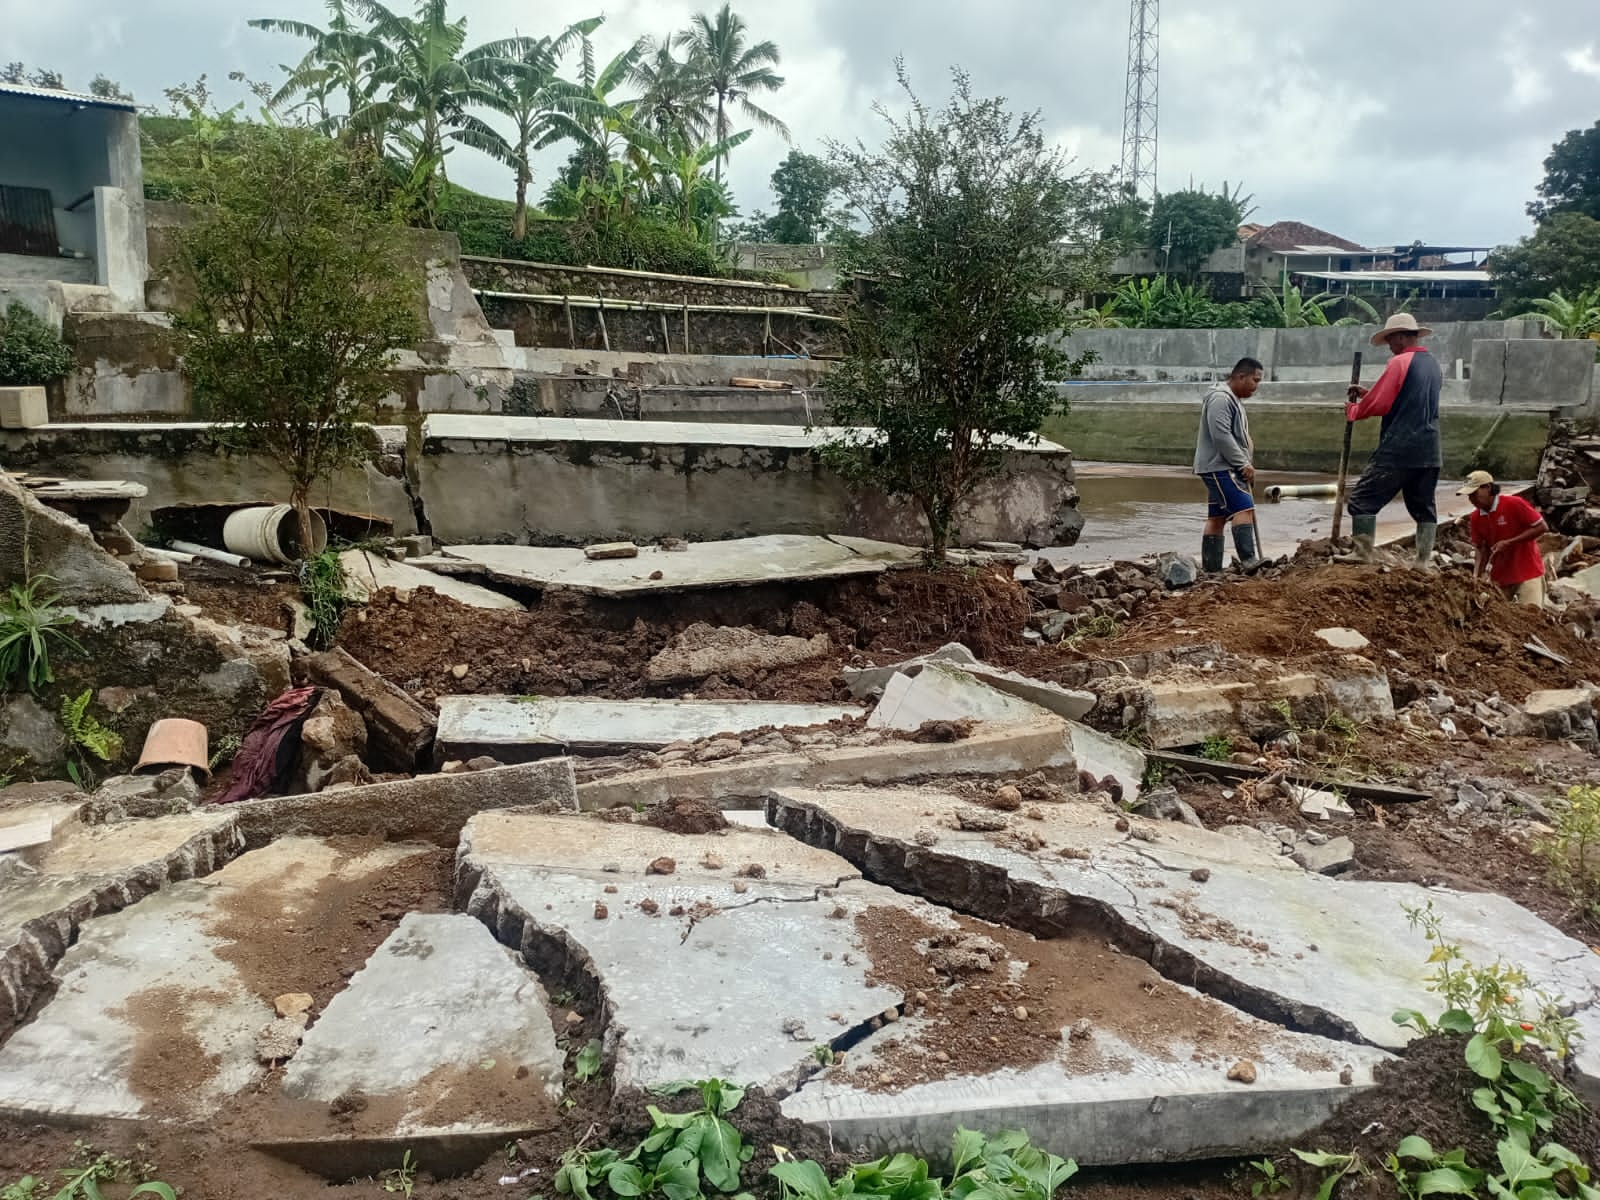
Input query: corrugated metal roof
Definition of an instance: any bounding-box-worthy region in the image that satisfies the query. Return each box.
[1300,269,1492,284]
[1283,244,1380,256]
[0,80,137,111]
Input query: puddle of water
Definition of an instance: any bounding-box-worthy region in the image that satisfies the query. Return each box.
[1052,461,1490,561]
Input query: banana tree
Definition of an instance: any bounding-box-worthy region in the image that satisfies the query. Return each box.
[1065,299,1124,329]
[463,17,600,241]
[537,35,651,180]
[1254,278,1380,327]
[1504,288,1600,339]
[249,0,385,137]
[1108,276,1223,328]
[637,128,751,235]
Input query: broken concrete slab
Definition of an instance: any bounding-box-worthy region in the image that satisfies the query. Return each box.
[956,663,1096,722]
[1523,687,1599,747]
[1293,786,1354,822]
[274,913,562,1159]
[584,541,639,560]
[0,795,82,852]
[338,549,523,610]
[0,837,432,1122]
[230,758,578,847]
[646,623,832,684]
[457,811,921,1094]
[424,535,923,598]
[842,644,979,700]
[867,663,1049,732]
[576,718,1077,811]
[1065,721,1146,803]
[766,786,1600,1078]
[1292,836,1356,875]
[1315,627,1370,651]
[304,646,437,772]
[437,696,860,763]
[0,808,243,1036]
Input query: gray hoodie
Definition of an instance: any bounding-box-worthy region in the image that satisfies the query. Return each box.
[1193,383,1252,475]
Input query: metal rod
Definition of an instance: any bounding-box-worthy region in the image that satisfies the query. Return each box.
[1331,350,1362,545]
[596,295,611,352]
[563,294,575,348]
[659,311,671,355]
[683,296,690,354]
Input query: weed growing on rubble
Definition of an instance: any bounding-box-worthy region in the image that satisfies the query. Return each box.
[1246,1157,1289,1196]
[0,578,83,694]
[1200,735,1233,762]
[381,1149,418,1198]
[60,690,123,789]
[574,1038,603,1082]
[1538,784,1600,925]
[1064,614,1120,648]
[2,1141,179,1200]
[299,549,348,649]
[772,1129,1076,1200]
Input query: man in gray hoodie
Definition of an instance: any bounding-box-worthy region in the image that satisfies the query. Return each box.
[1193,357,1265,572]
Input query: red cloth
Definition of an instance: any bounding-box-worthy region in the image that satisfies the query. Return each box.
[213,686,322,806]
[1468,494,1546,587]
[1347,347,1424,422]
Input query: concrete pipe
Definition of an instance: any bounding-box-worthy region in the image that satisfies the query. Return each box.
[222,505,329,564]
[1265,483,1340,503]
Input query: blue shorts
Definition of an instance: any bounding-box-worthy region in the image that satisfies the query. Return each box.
[1200,470,1254,519]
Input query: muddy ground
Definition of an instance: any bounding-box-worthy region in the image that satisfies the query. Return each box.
[24,553,1599,1200]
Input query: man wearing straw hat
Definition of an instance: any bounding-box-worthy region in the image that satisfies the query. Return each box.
[1335,313,1443,567]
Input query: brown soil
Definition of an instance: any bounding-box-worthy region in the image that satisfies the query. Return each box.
[643,797,730,835]
[848,905,1295,1089]
[180,559,304,635]
[1105,563,1600,704]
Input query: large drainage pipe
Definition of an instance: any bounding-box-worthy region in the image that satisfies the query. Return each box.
[222,505,329,564]
[1265,483,1339,503]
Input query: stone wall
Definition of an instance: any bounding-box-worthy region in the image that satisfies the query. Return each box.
[0,475,269,778]
[462,256,811,309]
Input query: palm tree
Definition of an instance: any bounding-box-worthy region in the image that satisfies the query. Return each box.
[674,4,788,181]
[249,1,385,136]
[631,34,714,144]
[1504,288,1600,339]
[1253,278,1380,328]
[464,17,599,241]
[352,0,512,222]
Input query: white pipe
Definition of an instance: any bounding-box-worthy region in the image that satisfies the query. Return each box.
[1265,483,1340,502]
[169,540,251,568]
[145,547,196,564]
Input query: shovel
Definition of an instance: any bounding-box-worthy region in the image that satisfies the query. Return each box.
[1331,350,1362,547]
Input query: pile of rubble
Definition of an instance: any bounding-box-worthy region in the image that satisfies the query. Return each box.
[1536,419,1600,540]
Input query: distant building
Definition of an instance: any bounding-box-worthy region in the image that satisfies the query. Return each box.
[0,80,148,320]
[731,243,838,291]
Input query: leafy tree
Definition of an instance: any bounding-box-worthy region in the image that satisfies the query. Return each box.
[0,303,76,387]
[1107,276,1225,329]
[640,129,750,235]
[762,149,843,243]
[88,75,133,102]
[548,33,650,178]
[172,127,422,558]
[675,3,788,180]
[1529,121,1600,223]
[1097,184,1150,250]
[824,66,1090,558]
[1490,212,1600,306]
[1249,278,1380,328]
[465,18,599,241]
[1148,183,1251,277]
[0,63,22,84]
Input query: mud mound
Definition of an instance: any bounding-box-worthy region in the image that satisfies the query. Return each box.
[333,568,1030,706]
[1108,564,1600,702]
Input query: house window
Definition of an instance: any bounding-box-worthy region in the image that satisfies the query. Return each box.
[0,185,57,257]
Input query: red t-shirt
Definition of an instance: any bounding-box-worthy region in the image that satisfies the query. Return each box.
[1468,494,1546,586]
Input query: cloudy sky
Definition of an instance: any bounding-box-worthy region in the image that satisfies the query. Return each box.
[4,0,1598,249]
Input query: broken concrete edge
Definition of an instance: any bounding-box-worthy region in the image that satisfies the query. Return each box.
[0,815,245,1039]
[253,1129,547,1182]
[302,646,437,773]
[763,792,1371,1048]
[574,719,1077,811]
[229,759,579,849]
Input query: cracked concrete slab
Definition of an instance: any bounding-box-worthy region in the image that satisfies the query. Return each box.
[0,837,434,1123]
[766,786,1600,1083]
[0,808,243,1037]
[437,696,860,761]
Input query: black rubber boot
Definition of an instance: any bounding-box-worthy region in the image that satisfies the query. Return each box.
[1201,534,1225,574]
[1334,514,1378,563]
[1413,522,1438,571]
[1232,523,1264,573]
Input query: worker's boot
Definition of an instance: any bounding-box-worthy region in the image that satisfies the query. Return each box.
[1231,523,1265,574]
[1201,534,1225,574]
[1334,515,1378,563]
[1412,522,1438,571]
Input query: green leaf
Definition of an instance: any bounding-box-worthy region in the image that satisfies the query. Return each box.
[657,1150,704,1200]
[1397,1136,1437,1161]
[575,1039,602,1082]
[698,1116,747,1192]
[1505,1061,1550,1091]
[1466,1034,1504,1080]
[607,1163,646,1197]
[1497,1137,1554,1187]
[1438,1010,1476,1034]
[648,1105,698,1132]
[1416,1167,1483,1195]
[127,1187,179,1200]
[949,1130,986,1179]
[1473,1088,1505,1118]
[771,1161,835,1200]
[1293,1151,1353,1170]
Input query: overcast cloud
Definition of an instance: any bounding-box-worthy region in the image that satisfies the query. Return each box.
[3,0,1597,248]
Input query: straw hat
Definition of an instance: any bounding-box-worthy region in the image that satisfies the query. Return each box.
[1370,312,1433,346]
[1455,470,1495,496]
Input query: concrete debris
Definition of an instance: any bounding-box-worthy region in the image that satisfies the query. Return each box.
[1156,552,1201,590]
[1293,786,1354,821]
[1133,786,1204,828]
[646,623,831,683]
[275,992,314,1018]
[954,806,1009,832]
[842,643,980,700]
[1290,836,1356,875]
[338,549,523,610]
[584,541,640,560]
[304,647,436,772]
[291,689,369,794]
[1227,1060,1258,1085]
[1314,627,1370,650]
[257,1017,306,1063]
[1522,688,1599,748]
[867,663,1050,732]
[87,769,200,821]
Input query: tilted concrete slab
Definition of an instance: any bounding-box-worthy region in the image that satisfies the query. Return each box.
[338,549,523,610]
[0,808,242,1037]
[230,758,577,847]
[270,912,563,1165]
[422,535,923,598]
[436,696,860,762]
[575,719,1076,811]
[0,837,434,1122]
[768,787,1600,1086]
[867,663,1050,732]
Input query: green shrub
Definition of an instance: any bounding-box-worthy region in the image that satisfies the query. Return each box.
[0,303,75,387]
[0,578,83,693]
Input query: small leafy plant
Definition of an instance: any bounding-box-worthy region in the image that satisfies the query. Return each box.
[1290,1150,1365,1200]
[24,1142,178,1200]
[61,689,122,790]
[771,1128,1076,1200]
[299,549,347,649]
[380,1149,418,1198]
[1538,784,1600,924]
[0,578,83,693]
[1200,734,1233,762]
[574,1038,603,1083]
[1247,1157,1289,1197]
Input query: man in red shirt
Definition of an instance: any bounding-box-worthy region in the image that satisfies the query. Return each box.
[1460,470,1548,606]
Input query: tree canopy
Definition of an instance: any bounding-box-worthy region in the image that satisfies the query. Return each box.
[1489,212,1600,307]
[1147,184,1251,277]
[1529,121,1600,224]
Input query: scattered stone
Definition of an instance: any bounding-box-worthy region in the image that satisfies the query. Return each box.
[1069,1018,1092,1041]
[990,785,1023,811]
[700,853,724,870]
[1292,836,1356,875]
[594,902,609,919]
[695,738,743,763]
[1014,1006,1029,1021]
[1523,688,1600,748]
[1226,1060,1258,1085]
[584,542,639,560]
[1156,552,1200,590]
[1314,627,1370,651]
[914,829,939,846]
[646,856,677,876]
[1190,868,1211,883]
[639,898,660,915]
[1114,817,1130,833]
[926,931,1005,976]
[450,664,469,680]
[274,993,314,1019]
[1294,786,1355,821]
[1339,1065,1354,1086]
[1025,806,1045,821]
[604,884,618,894]
[736,863,767,879]
[257,1018,305,1063]
[647,623,832,683]
[781,1017,810,1041]
[955,806,1009,832]
[1135,786,1205,828]
[398,534,435,558]
[732,880,749,894]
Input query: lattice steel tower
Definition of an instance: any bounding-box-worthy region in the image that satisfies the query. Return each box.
[1120,0,1159,202]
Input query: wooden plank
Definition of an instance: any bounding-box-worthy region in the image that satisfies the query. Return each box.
[1148,750,1429,804]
